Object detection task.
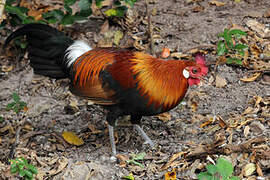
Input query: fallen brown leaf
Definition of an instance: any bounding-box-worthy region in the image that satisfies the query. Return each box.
[240,72,261,82]
[62,131,84,146]
[209,0,226,7]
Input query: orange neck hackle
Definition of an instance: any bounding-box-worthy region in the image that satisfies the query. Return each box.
[131,52,195,110]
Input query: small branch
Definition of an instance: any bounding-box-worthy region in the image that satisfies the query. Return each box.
[0,0,6,23]
[186,136,269,159]
[9,126,22,161]
[145,0,154,55]
[182,44,216,54]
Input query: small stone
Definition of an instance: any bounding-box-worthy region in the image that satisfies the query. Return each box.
[215,75,227,88]
[250,121,265,133]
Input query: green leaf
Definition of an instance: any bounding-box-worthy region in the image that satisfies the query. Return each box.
[197,172,212,180]
[77,9,92,17]
[0,116,3,122]
[12,93,20,102]
[122,173,135,180]
[223,29,233,49]
[96,0,104,7]
[10,166,19,174]
[126,159,144,168]
[104,6,127,17]
[6,0,16,5]
[5,5,29,21]
[229,176,240,180]
[42,10,64,24]
[19,169,26,177]
[24,169,34,179]
[124,0,137,6]
[229,29,247,36]
[226,58,242,65]
[133,152,146,160]
[218,32,225,38]
[234,44,248,50]
[6,102,16,111]
[64,0,76,6]
[114,0,121,6]
[64,4,73,14]
[237,49,245,56]
[27,164,38,174]
[206,164,218,175]
[216,158,233,179]
[61,14,75,25]
[217,41,226,56]
[79,0,92,11]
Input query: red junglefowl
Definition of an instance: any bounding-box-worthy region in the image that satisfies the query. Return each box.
[4,24,208,156]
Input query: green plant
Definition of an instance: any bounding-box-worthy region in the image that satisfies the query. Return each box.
[6,92,27,114]
[104,0,137,17]
[4,0,137,27]
[217,28,248,65]
[0,116,3,122]
[126,152,146,168]
[198,158,239,180]
[10,157,38,180]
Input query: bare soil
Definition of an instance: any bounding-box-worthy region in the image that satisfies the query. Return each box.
[0,0,269,179]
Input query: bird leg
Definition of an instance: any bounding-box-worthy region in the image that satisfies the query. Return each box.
[131,114,154,147]
[106,107,123,156]
[134,124,154,147]
[108,125,116,156]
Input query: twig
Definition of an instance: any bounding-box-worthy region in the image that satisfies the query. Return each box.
[9,126,22,161]
[182,44,216,54]
[186,136,269,159]
[145,0,154,55]
[0,0,6,23]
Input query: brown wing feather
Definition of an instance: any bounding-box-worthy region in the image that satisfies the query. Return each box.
[70,48,118,104]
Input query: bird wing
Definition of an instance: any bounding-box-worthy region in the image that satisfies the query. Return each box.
[69,48,135,105]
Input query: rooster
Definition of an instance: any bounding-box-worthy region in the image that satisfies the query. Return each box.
[4,24,208,156]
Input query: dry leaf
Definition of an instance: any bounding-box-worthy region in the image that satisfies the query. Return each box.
[156,112,171,122]
[200,117,214,128]
[164,169,177,180]
[114,30,123,46]
[215,75,227,88]
[62,131,84,146]
[244,163,256,177]
[48,157,69,176]
[100,20,109,35]
[116,154,128,168]
[161,48,170,58]
[246,20,270,38]
[240,72,261,82]
[170,52,189,59]
[2,65,13,72]
[209,1,226,6]
[256,162,264,177]
[263,8,270,17]
[244,126,250,137]
[161,151,186,170]
[217,116,227,128]
[192,5,204,12]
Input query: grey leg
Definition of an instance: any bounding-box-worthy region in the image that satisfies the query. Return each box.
[108,125,117,156]
[134,124,154,147]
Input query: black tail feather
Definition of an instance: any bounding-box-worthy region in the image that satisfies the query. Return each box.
[4,23,74,78]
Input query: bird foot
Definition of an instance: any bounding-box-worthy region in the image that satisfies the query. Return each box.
[134,124,155,147]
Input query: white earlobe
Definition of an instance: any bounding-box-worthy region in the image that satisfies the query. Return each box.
[183,69,189,78]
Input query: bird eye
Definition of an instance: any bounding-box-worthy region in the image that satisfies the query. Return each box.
[192,68,198,74]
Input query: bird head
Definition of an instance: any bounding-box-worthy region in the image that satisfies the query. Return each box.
[183,53,208,86]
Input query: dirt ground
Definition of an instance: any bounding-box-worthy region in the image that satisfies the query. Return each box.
[0,0,270,179]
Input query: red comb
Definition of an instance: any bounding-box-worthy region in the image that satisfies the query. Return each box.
[195,53,208,75]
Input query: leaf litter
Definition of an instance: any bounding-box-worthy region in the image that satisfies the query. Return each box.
[0,0,270,179]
